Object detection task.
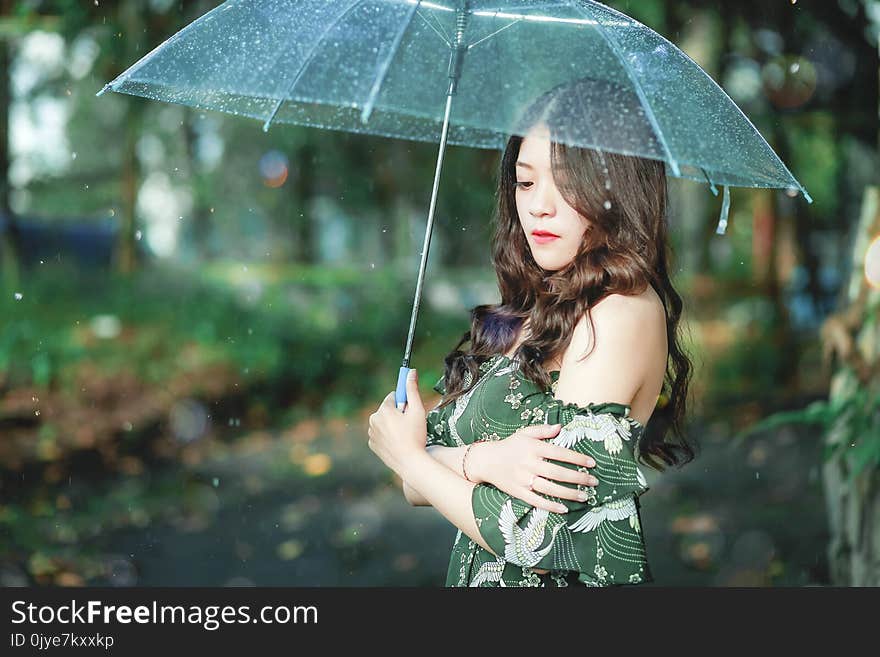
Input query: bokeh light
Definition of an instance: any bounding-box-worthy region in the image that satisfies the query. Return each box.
[259,150,288,188]
[169,398,209,444]
[762,55,817,109]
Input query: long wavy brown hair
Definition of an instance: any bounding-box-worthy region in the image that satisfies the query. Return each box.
[434,78,697,472]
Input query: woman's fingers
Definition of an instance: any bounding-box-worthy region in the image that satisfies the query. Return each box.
[521,484,569,514]
[532,474,593,503]
[517,423,562,440]
[538,460,598,487]
[540,442,595,468]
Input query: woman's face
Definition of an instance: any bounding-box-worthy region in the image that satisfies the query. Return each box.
[514,123,590,272]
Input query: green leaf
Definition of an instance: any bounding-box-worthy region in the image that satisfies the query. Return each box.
[731,399,831,443]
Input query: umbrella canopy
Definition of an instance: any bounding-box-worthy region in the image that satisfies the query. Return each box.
[98,0,812,408]
[98,0,810,200]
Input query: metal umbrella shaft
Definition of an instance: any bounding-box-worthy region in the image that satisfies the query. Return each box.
[395,2,470,410]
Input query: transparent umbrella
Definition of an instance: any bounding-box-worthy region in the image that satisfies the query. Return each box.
[97,0,811,408]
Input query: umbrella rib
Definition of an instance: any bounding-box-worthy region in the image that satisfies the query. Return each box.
[360,2,423,125]
[262,0,366,132]
[701,168,719,196]
[417,8,452,47]
[473,4,585,20]
[573,82,613,192]
[466,18,523,50]
[571,1,681,177]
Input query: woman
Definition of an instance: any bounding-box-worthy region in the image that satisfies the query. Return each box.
[368,80,697,587]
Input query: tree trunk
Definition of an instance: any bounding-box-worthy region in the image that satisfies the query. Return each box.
[182,108,213,263]
[114,100,142,274]
[291,141,316,264]
[0,30,21,292]
[822,185,880,585]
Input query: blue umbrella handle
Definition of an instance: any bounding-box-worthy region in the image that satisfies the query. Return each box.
[395,366,411,411]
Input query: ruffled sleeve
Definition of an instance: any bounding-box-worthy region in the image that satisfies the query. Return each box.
[425,374,452,449]
[470,401,653,586]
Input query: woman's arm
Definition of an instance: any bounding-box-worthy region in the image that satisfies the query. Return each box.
[398,449,500,556]
[404,445,472,506]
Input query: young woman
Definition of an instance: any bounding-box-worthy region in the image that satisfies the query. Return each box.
[368,81,697,587]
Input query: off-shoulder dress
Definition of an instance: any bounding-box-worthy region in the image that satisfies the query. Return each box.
[425,352,654,587]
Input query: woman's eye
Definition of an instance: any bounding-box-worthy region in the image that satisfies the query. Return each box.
[514,181,533,189]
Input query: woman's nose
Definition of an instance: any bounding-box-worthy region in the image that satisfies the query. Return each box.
[529,181,555,217]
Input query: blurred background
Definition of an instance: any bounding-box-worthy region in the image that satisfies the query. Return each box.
[1,0,879,587]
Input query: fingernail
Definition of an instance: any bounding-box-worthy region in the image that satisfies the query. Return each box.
[557,504,568,513]
[408,369,416,380]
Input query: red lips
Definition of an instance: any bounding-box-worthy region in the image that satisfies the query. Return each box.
[532,230,560,237]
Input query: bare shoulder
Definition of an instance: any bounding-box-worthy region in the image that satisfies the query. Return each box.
[554,287,666,410]
[578,288,666,349]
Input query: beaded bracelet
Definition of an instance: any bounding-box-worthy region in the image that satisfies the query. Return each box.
[461,440,483,483]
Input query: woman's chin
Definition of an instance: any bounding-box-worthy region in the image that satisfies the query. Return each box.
[535,257,565,272]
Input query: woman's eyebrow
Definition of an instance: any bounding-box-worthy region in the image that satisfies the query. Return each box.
[516,161,549,172]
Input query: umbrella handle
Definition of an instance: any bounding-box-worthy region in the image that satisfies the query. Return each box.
[395,366,412,411]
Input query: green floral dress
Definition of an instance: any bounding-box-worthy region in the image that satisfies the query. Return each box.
[425,352,654,587]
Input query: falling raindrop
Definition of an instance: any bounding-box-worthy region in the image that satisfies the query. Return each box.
[134,230,142,241]
[14,292,22,300]
[603,200,612,210]
[212,477,219,487]
[71,152,77,160]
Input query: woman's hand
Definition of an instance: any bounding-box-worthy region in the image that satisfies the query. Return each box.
[367,369,428,479]
[469,424,599,514]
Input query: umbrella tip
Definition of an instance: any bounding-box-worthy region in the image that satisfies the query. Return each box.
[714,185,731,235]
[96,83,111,97]
[802,189,814,204]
